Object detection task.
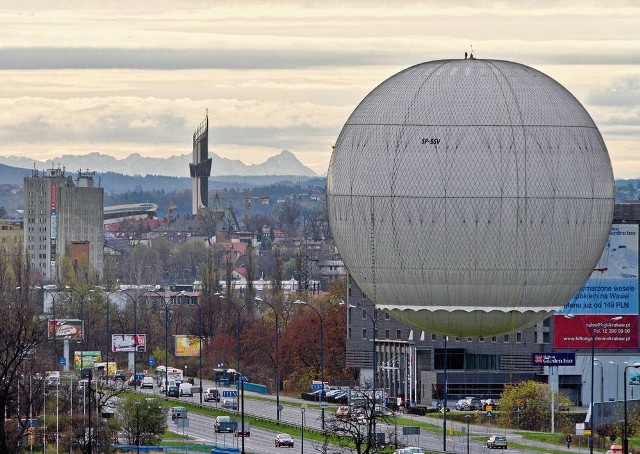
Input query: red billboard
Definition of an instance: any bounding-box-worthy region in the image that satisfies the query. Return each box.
[553,314,639,349]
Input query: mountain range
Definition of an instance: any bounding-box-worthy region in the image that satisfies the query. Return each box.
[0,149,318,178]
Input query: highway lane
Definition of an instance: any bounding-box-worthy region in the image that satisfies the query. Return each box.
[139,383,542,454]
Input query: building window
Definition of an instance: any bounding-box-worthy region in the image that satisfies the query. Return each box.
[516,332,523,343]
[503,334,509,343]
[362,328,367,339]
[397,329,402,340]
[467,338,473,342]
[479,336,485,342]
[491,336,497,343]
[431,333,437,342]
[385,329,390,340]
[348,327,351,339]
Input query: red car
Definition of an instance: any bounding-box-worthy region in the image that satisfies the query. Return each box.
[275,433,294,447]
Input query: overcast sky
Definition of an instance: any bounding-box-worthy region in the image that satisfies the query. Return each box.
[0,1,638,177]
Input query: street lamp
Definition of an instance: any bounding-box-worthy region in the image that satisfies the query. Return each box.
[623,362,640,454]
[215,294,254,392]
[594,358,604,422]
[564,314,622,454]
[254,296,281,422]
[350,304,380,448]
[143,289,174,395]
[465,414,472,454]
[292,300,325,431]
[301,404,307,454]
[135,401,141,454]
[608,361,619,401]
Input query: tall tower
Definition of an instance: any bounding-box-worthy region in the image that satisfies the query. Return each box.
[190,114,212,214]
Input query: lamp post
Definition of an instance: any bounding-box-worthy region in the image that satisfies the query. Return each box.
[465,414,471,454]
[135,401,141,454]
[351,305,380,448]
[564,314,622,454]
[216,294,253,392]
[292,300,325,431]
[594,358,604,422]
[142,289,173,395]
[623,362,640,454]
[255,296,281,422]
[608,361,619,401]
[118,290,139,388]
[301,404,307,454]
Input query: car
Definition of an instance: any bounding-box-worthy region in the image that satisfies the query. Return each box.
[204,388,220,402]
[275,433,294,447]
[336,406,350,419]
[487,435,507,449]
[394,448,424,454]
[167,385,179,397]
[141,376,154,389]
[214,416,236,433]
[170,406,187,420]
[222,398,238,410]
[113,370,126,381]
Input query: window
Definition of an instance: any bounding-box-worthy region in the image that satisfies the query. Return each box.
[467,338,473,342]
[491,336,497,343]
[479,336,485,342]
[348,327,351,339]
[503,334,509,343]
[396,329,402,340]
[385,329,390,340]
[431,333,437,342]
[362,328,367,339]
[516,332,523,343]
[362,309,367,320]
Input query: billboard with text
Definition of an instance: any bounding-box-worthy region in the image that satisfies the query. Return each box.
[112,334,147,353]
[48,319,83,340]
[557,224,638,316]
[554,314,638,349]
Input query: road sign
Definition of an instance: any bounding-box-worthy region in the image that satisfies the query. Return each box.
[59,357,66,366]
[320,402,327,408]
[149,357,156,366]
[222,390,238,398]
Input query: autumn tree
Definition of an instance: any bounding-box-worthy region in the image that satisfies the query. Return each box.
[497,380,573,432]
[117,395,166,446]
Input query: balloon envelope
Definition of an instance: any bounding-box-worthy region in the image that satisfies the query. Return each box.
[327,59,614,336]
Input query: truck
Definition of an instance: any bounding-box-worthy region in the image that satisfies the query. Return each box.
[92,362,117,380]
[156,366,184,384]
[214,416,236,433]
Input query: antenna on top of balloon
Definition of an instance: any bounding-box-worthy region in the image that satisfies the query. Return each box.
[469,44,474,59]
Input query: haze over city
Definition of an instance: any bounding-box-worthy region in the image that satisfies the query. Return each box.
[0,1,638,177]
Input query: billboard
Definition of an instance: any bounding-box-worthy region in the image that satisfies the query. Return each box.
[74,351,101,370]
[48,319,84,340]
[554,224,639,350]
[112,334,147,353]
[557,224,638,316]
[175,335,201,357]
[554,314,638,349]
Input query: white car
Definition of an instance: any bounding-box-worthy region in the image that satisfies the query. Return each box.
[141,376,154,389]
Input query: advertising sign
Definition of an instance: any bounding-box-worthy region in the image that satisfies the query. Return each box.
[48,319,84,340]
[531,352,576,366]
[111,334,147,353]
[175,335,201,357]
[557,224,638,316]
[74,351,101,370]
[553,314,638,349]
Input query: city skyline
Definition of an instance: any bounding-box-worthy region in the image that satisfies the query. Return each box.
[0,1,638,177]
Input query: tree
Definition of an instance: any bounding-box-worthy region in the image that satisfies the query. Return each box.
[275,197,302,239]
[324,387,395,454]
[0,257,45,454]
[117,395,166,446]
[497,380,573,432]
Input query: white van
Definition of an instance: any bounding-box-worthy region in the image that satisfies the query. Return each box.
[179,382,193,397]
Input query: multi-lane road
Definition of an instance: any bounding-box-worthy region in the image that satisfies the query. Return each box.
[135,381,549,454]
